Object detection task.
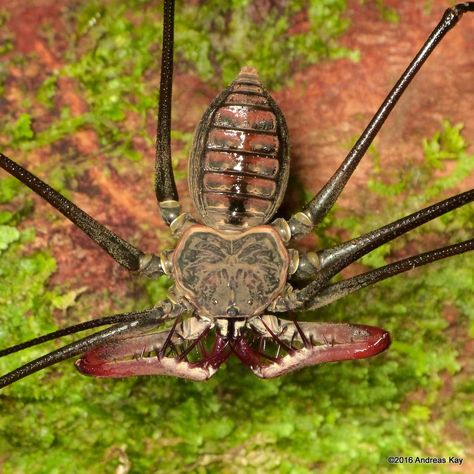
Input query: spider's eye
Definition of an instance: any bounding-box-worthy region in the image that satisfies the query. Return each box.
[212,298,218,305]
[247,299,253,306]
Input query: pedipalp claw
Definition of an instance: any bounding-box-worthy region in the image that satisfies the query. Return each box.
[245,317,390,378]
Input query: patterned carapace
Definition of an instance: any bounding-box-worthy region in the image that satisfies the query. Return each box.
[173,225,289,319]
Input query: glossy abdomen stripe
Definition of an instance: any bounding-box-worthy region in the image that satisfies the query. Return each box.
[189,67,290,230]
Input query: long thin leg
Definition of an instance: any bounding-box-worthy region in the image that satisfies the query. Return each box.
[299,239,474,311]
[0,153,163,275]
[0,306,173,388]
[155,0,181,225]
[0,308,167,358]
[287,3,474,238]
[292,189,473,285]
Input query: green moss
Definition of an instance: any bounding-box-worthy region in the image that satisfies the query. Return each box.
[1,118,472,472]
[1,0,354,170]
[175,0,355,88]
[0,2,472,473]
[375,0,400,24]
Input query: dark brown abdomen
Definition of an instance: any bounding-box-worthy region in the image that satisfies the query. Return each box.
[189,67,289,230]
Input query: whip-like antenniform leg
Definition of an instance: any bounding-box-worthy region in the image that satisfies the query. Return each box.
[285,239,473,310]
[288,238,474,308]
[291,190,473,291]
[155,0,181,225]
[287,3,474,238]
[0,304,179,388]
[0,154,162,275]
[0,308,165,358]
[303,239,474,310]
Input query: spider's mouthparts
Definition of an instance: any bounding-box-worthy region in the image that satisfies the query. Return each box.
[75,322,391,381]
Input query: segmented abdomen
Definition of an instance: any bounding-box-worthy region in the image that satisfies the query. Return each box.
[189,68,289,230]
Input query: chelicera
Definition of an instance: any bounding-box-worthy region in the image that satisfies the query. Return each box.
[0,1,473,387]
